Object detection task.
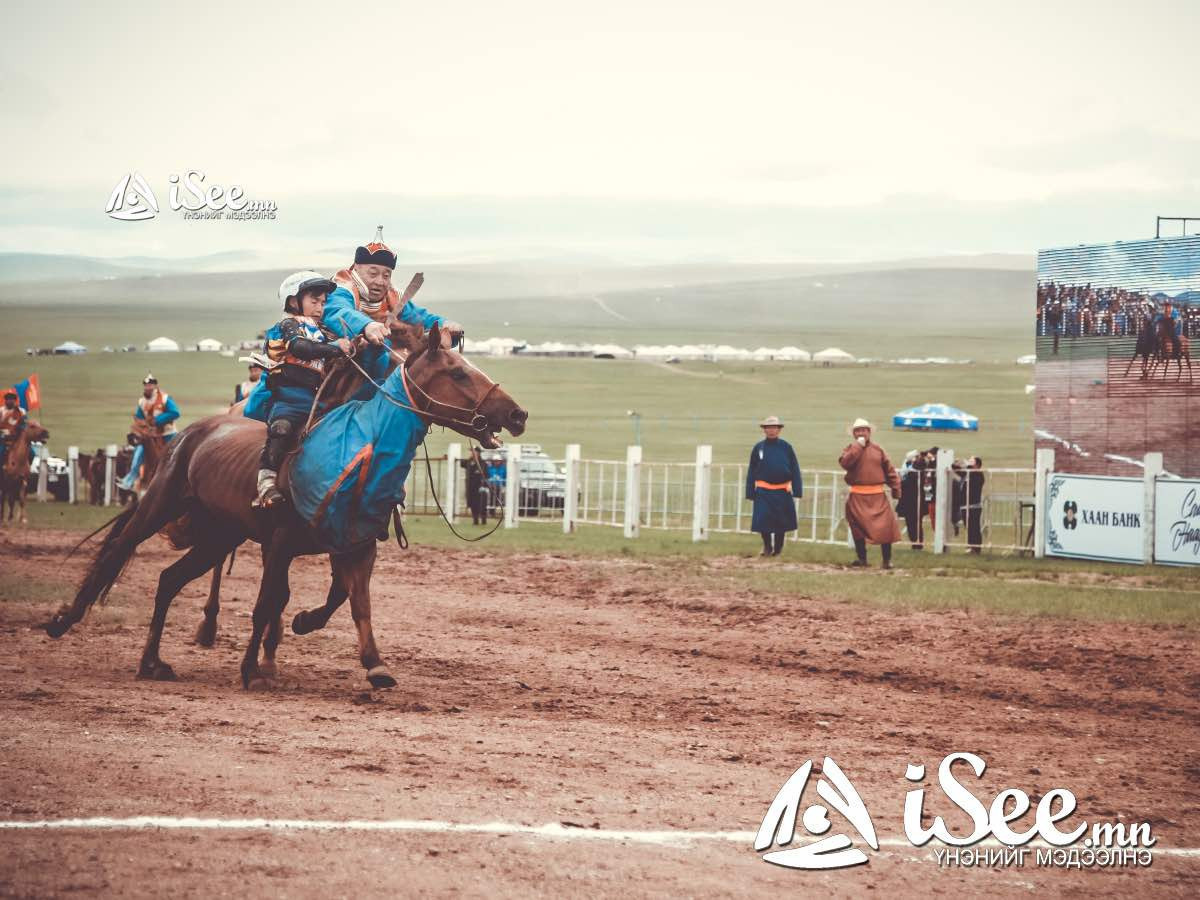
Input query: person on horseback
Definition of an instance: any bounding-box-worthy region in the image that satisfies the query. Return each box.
[235,361,265,404]
[323,227,464,379]
[255,270,352,507]
[0,388,27,467]
[1155,300,1183,344]
[118,375,180,491]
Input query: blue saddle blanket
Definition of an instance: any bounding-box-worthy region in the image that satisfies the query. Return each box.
[289,380,428,552]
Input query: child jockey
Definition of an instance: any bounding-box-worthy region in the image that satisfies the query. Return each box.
[256,270,352,507]
[118,374,180,491]
[0,388,27,467]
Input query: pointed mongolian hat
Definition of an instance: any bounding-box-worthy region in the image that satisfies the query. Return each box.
[354,225,397,269]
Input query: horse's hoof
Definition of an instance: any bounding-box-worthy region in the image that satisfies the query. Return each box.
[257,660,278,678]
[43,615,70,639]
[137,660,177,681]
[366,666,397,689]
[193,620,217,647]
[291,611,313,635]
[244,674,274,691]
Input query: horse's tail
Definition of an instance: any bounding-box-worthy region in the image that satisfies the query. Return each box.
[44,496,141,636]
[44,426,198,638]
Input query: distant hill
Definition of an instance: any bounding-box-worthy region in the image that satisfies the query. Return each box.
[0,262,1034,360]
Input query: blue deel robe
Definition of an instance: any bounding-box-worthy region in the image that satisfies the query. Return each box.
[323,284,445,391]
[745,437,803,533]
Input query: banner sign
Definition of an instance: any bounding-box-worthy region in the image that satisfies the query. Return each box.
[1153,478,1200,566]
[1045,474,1144,563]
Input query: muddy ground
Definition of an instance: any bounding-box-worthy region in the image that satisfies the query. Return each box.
[1,529,1197,897]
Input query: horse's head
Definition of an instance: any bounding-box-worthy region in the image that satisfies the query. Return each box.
[25,421,49,443]
[405,322,527,449]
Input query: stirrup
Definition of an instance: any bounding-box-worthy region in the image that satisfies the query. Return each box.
[252,488,286,509]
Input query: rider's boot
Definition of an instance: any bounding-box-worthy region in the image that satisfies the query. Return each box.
[255,468,285,508]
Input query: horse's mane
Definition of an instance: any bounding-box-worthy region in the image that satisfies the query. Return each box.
[307,318,428,427]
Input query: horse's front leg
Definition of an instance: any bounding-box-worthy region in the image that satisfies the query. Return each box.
[341,542,395,689]
[291,559,348,635]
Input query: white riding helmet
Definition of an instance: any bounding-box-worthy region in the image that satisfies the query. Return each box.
[279,270,337,311]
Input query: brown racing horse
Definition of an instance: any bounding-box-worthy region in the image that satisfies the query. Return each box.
[190,316,431,651]
[44,323,527,690]
[1123,307,1160,380]
[1157,315,1193,383]
[1,421,50,525]
[128,422,169,492]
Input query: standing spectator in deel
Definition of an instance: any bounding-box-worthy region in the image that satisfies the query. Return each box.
[920,447,939,538]
[965,456,986,553]
[745,416,803,557]
[896,449,922,549]
[839,418,902,568]
[461,447,489,526]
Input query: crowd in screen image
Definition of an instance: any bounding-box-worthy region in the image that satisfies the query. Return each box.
[1036,280,1197,347]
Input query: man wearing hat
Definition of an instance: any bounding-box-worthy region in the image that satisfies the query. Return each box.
[234,361,265,404]
[839,418,902,568]
[323,227,463,380]
[744,415,803,557]
[119,374,181,490]
[0,388,28,468]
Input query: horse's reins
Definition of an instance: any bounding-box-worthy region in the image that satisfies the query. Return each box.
[331,339,506,543]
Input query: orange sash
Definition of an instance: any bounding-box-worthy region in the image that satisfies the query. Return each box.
[849,484,885,495]
[755,480,792,491]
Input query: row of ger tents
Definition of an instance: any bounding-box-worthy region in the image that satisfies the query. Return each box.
[463,338,858,363]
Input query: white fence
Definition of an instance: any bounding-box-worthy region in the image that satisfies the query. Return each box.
[432,442,1042,555]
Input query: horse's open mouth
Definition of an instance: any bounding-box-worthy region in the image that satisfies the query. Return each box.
[479,429,504,450]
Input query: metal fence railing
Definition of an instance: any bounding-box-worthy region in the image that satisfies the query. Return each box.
[426,442,1038,555]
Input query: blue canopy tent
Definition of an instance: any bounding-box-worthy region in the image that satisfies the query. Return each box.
[892,402,979,431]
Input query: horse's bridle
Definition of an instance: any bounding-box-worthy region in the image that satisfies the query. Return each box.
[340,342,503,437]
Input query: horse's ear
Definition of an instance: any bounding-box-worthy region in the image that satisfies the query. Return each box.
[427,321,442,352]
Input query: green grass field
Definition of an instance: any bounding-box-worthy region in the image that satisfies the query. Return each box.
[3,351,1033,467]
[2,262,1034,464]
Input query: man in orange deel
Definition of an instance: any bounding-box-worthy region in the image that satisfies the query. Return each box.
[839,417,903,569]
[745,415,804,557]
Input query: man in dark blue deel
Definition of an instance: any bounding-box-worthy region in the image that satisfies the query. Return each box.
[745,415,804,557]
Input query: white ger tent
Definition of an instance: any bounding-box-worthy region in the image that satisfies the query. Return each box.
[146,336,180,352]
[813,347,856,364]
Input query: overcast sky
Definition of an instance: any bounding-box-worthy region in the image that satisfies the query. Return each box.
[1,0,1197,263]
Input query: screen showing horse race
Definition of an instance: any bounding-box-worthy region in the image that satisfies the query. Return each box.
[1035,234,1200,477]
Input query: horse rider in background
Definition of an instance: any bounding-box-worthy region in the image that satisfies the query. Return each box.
[118,374,180,491]
[0,388,28,467]
[235,361,265,404]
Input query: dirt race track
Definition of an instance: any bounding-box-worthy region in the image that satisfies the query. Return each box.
[1,529,1198,897]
